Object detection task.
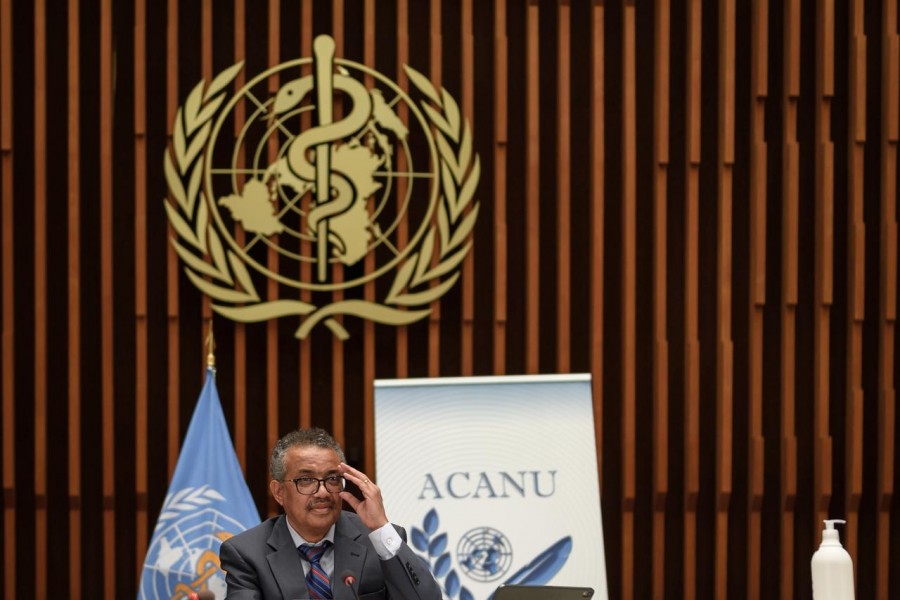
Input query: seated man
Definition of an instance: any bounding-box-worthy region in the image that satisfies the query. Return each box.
[220,427,441,600]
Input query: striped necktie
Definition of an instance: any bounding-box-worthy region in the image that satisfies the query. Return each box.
[298,541,333,599]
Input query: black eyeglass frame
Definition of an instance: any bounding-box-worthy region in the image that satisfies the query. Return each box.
[284,475,345,495]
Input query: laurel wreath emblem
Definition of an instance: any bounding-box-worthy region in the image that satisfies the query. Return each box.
[163,59,479,340]
[157,485,226,523]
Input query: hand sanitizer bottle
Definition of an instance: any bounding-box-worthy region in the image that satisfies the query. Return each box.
[811,519,855,600]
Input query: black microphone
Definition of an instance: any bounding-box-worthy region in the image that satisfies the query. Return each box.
[340,569,361,600]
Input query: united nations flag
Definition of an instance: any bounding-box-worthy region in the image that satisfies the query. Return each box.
[138,367,260,600]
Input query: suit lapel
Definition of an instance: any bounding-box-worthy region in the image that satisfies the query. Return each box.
[266,515,310,600]
[332,514,369,600]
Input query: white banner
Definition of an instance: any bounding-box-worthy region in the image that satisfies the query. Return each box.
[374,374,608,600]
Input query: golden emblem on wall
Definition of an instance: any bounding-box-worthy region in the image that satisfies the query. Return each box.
[164,35,479,339]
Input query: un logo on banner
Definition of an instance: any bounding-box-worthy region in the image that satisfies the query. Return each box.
[457,527,514,582]
[411,508,573,600]
[164,34,479,340]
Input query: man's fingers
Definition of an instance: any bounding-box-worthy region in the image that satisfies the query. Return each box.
[340,463,374,489]
[340,462,367,480]
[340,491,360,510]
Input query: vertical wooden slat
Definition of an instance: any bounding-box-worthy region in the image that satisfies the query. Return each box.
[556,0,571,373]
[877,1,898,595]
[844,0,866,576]
[621,1,637,598]
[460,0,475,376]
[233,0,247,465]
[716,0,735,597]
[134,0,149,580]
[330,0,346,443]
[590,0,604,495]
[814,0,835,548]
[525,0,539,374]
[166,0,181,477]
[267,0,282,512]
[363,0,377,477]
[396,0,408,379]
[33,0,47,595]
[493,0,508,375]
[652,0,670,597]
[781,2,801,598]
[66,0,81,593]
[201,0,212,370]
[684,0,702,596]
[428,0,442,378]
[100,0,116,595]
[299,0,313,424]
[1,0,14,595]
[201,0,211,77]
[747,1,768,598]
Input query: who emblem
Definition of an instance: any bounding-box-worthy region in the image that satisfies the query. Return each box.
[139,487,240,600]
[164,35,480,339]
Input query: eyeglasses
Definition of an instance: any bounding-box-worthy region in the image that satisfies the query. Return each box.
[284,475,345,495]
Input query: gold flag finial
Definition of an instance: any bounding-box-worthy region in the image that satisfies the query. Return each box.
[206,324,216,368]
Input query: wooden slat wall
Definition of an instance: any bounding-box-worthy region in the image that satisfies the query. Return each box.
[845,0,866,581]
[165,0,180,481]
[813,0,834,568]
[0,2,11,599]
[621,2,637,599]
[525,0,539,374]
[683,0,701,597]
[590,0,604,502]
[715,2,735,599]
[877,2,898,599]
[746,1,767,598]
[66,0,82,595]
[362,0,376,477]
[233,0,249,471]
[330,0,345,447]
[557,0,570,374]
[429,0,441,379]
[99,1,115,596]
[494,0,508,377]
[781,2,801,597]
[460,0,475,376]
[32,2,46,599]
[133,0,148,584]
[1,1,900,599]
[651,1,669,598]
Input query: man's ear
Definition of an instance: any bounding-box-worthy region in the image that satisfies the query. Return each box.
[270,479,285,506]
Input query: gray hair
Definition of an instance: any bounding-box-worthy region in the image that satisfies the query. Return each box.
[270,428,346,480]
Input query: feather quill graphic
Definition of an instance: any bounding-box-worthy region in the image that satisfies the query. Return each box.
[500,537,573,586]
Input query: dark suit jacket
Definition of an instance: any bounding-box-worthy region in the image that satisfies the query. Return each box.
[219,512,442,600]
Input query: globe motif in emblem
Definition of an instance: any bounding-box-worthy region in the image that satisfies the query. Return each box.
[140,507,240,599]
[456,526,514,582]
[203,53,440,292]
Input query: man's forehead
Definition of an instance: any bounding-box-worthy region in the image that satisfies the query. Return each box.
[285,445,341,466]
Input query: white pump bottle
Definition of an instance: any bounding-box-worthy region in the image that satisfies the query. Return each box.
[811,519,855,600]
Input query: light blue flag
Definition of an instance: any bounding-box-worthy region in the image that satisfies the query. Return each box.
[138,367,261,600]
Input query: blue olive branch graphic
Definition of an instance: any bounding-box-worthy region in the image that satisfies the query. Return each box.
[412,507,574,600]
[411,508,475,600]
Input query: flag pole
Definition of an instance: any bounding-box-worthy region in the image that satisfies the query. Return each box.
[206,323,216,369]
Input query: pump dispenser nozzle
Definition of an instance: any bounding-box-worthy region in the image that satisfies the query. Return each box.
[821,519,846,543]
